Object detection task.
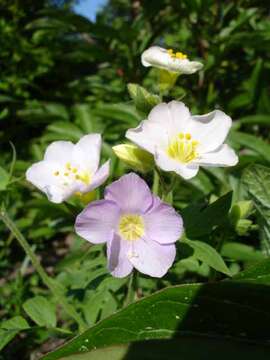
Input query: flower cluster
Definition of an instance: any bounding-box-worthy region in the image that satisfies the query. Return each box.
[26,45,238,278]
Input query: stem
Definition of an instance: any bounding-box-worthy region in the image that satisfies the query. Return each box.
[152,169,159,195]
[124,271,136,306]
[0,207,87,331]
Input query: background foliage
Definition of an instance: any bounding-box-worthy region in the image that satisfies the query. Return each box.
[1,0,270,358]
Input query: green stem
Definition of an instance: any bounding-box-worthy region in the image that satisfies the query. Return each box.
[0,207,87,332]
[124,271,136,307]
[152,169,159,196]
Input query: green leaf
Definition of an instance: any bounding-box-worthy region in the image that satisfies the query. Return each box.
[242,164,270,251]
[1,316,29,330]
[42,281,270,359]
[0,166,9,191]
[221,242,264,262]
[183,239,231,276]
[232,258,270,285]
[127,83,161,114]
[182,192,232,238]
[23,296,56,328]
[46,121,84,142]
[0,329,18,352]
[229,131,270,163]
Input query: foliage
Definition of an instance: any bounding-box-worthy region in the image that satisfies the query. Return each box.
[0,0,270,359]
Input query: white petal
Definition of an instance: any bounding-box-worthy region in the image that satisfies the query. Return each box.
[189,110,232,153]
[195,144,238,167]
[26,161,76,203]
[155,150,199,180]
[73,133,101,173]
[83,160,110,192]
[44,141,74,164]
[126,101,190,153]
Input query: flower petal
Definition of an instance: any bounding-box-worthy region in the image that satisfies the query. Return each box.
[26,161,76,203]
[80,160,110,193]
[144,197,183,244]
[167,101,191,135]
[104,172,153,213]
[129,237,176,277]
[195,144,238,167]
[75,199,120,244]
[155,150,199,179]
[107,234,133,278]
[73,134,101,173]
[44,141,74,164]
[189,110,232,153]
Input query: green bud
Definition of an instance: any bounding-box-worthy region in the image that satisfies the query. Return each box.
[230,200,253,226]
[113,144,154,173]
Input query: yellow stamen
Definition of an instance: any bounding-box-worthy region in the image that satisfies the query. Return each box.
[54,171,59,176]
[167,48,188,60]
[119,214,144,241]
[66,162,71,170]
[167,132,199,163]
[64,172,69,176]
[72,168,78,173]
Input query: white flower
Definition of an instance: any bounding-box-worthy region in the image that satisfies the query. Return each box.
[126,101,238,180]
[26,134,110,203]
[141,46,203,74]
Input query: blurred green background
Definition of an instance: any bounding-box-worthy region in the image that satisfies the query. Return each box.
[0,0,270,358]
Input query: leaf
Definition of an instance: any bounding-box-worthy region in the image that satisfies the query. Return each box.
[232,258,270,285]
[46,121,84,142]
[1,316,29,330]
[242,164,270,251]
[23,296,56,328]
[127,83,161,114]
[0,329,18,352]
[58,339,270,360]
[229,131,270,163]
[183,239,231,276]
[42,281,270,359]
[221,242,264,262]
[181,192,232,238]
[0,166,9,191]
[236,114,270,127]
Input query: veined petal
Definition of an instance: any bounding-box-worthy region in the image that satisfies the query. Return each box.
[155,150,199,179]
[129,237,176,277]
[26,161,77,203]
[75,199,120,244]
[44,141,74,164]
[144,196,183,244]
[189,110,232,153]
[105,173,153,213]
[73,133,101,174]
[107,234,133,278]
[195,144,238,167]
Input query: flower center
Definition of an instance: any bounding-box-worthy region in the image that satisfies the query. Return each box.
[167,49,188,60]
[167,132,199,163]
[119,214,144,241]
[53,162,91,186]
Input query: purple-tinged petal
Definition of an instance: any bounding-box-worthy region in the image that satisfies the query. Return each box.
[129,237,176,277]
[104,173,153,213]
[107,234,133,278]
[144,197,183,244]
[75,199,120,244]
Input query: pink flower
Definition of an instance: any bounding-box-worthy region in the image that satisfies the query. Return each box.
[75,173,183,278]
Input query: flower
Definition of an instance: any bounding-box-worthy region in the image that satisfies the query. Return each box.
[126,101,238,179]
[141,46,203,74]
[26,134,110,203]
[75,173,183,278]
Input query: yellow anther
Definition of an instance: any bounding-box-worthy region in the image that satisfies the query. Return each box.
[179,132,184,139]
[167,48,188,60]
[119,214,144,241]
[75,175,80,180]
[66,162,71,170]
[72,168,78,173]
[64,172,69,176]
[54,171,59,176]
[167,132,199,164]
